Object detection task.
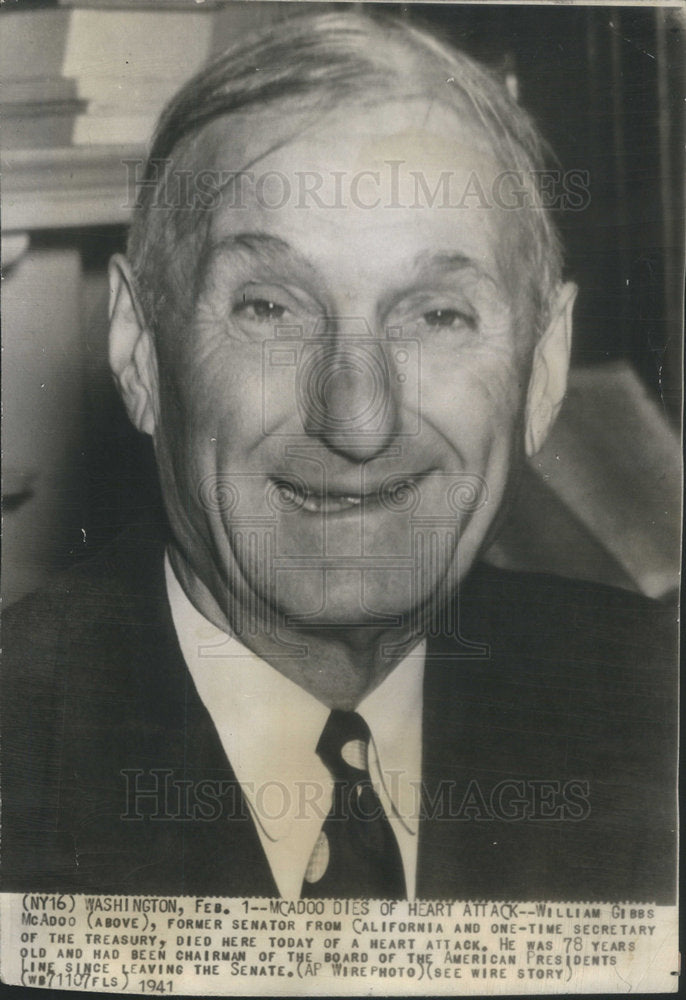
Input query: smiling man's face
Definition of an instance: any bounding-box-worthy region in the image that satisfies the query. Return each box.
[117,98,570,640]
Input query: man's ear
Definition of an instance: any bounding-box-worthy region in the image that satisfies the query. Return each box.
[524,281,577,457]
[108,254,159,437]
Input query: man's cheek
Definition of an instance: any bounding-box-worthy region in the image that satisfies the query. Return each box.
[462,356,526,424]
[428,367,518,443]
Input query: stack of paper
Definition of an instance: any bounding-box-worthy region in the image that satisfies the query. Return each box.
[0,10,81,148]
[60,2,216,145]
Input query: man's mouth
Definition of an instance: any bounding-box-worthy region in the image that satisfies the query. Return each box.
[270,476,426,515]
[300,490,366,514]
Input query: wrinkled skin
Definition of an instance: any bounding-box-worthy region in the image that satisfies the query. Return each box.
[110,99,575,707]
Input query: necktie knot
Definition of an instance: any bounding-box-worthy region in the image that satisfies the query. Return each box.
[316,709,371,779]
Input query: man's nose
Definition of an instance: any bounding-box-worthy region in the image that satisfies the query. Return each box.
[298,324,400,460]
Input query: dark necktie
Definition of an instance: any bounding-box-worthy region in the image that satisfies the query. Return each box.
[301,709,407,899]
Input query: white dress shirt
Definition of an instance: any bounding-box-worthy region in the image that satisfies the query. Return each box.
[165,554,425,899]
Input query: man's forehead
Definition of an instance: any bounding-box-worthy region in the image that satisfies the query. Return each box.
[193,95,501,179]
[192,99,506,257]
[161,96,526,313]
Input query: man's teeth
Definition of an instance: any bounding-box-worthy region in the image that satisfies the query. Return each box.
[301,492,364,513]
[276,481,369,513]
[276,478,420,512]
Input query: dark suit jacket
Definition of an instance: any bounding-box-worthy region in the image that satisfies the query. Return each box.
[1,522,677,902]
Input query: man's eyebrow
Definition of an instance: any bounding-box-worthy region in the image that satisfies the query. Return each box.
[204,232,316,275]
[206,240,492,280]
[411,250,495,283]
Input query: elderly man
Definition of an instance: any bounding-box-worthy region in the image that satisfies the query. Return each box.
[2,11,676,902]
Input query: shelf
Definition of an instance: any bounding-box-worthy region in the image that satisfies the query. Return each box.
[1,144,144,231]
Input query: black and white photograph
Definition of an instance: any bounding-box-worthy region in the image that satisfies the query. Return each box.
[1,0,682,994]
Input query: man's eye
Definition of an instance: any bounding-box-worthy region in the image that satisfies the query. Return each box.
[422,308,473,330]
[234,298,287,323]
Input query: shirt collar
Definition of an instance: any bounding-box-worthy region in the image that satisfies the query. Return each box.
[165,553,424,841]
[358,642,425,835]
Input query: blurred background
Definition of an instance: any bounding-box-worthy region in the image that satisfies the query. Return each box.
[2,0,683,606]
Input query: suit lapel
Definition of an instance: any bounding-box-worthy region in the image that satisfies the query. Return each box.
[415,569,539,899]
[416,632,475,899]
[142,550,280,897]
[69,528,279,897]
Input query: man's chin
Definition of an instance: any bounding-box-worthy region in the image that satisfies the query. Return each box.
[265,568,450,632]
